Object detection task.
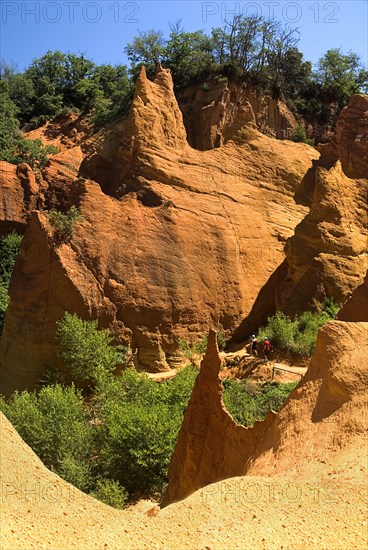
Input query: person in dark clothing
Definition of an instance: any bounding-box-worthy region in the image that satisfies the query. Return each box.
[250,334,258,357]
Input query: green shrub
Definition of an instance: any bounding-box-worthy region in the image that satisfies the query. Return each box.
[223,380,297,426]
[258,312,297,351]
[290,125,315,146]
[90,478,128,509]
[222,380,259,426]
[258,302,339,357]
[161,364,198,408]
[46,206,84,244]
[95,365,197,497]
[98,400,181,496]
[0,232,23,332]
[0,384,93,491]
[56,312,125,384]
[217,328,227,351]
[14,138,58,170]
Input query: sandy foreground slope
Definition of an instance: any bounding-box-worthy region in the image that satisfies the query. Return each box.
[1,411,366,550]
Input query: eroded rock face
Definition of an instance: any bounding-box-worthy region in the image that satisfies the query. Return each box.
[338,271,368,322]
[161,330,275,506]
[163,321,368,503]
[0,161,40,234]
[41,146,84,210]
[177,81,298,150]
[276,160,367,315]
[247,321,368,477]
[0,66,319,392]
[318,94,368,179]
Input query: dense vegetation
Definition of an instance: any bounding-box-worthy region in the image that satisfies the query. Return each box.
[0,232,22,331]
[223,379,297,426]
[0,312,297,507]
[258,299,339,356]
[1,15,367,164]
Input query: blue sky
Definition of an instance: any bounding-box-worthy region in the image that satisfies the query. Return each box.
[1,1,367,71]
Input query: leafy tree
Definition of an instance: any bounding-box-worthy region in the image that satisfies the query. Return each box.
[90,478,128,509]
[223,380,297,426]
[164,22,216,88]
[315,48,368,107]
[125,30,166,79]
[56,312,125,383]
[257,301,339,357]
[290,124,315,146]
[96,366,196,496]
[0,80,21,162]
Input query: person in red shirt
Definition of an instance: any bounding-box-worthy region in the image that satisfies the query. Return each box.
[263,337,271,363]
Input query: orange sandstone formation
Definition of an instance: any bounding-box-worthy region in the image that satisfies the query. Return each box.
[0,65,318,393]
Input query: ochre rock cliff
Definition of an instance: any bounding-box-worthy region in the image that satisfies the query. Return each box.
[247,321,368,477]
[0,161,40,234]
[163,320,368,504]
[276,160,367,315]
[275,95,368,316]
[318,94,368,179]
[177,80,298,150]
[162,330,275,506]
[0,66,319,393]
[338,271,368,322]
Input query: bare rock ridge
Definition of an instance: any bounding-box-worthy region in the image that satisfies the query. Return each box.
[318,93,368,179]
[163,318,368,505]
[276,160,367,315]
[177,80,298,150]
[338,271,368,322]
[275,94,368,316]
[161,330,275,506]
[0,161,40,235]
[0,65,320,394]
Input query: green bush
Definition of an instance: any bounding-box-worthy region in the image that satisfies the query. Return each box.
[223,380,297,426]
[258,301,339,357]
[0,384,93,491]
[56,312,125,384]
[258,312,297,351]
[46,206,84,244]
[90,478,128,509]
[14,138,58,169]
[0,232,23,332]
[290,124,315,146]
[95,365,197,497]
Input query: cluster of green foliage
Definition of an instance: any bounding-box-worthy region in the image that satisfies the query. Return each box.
[56,312,125,384]
[13,139,58,170]
[257,300,339,356]
[223,379,297,426]
[0,312,296,507]
[1,53,133,129]
[0,384,94,491]
[290,125,315,146]
[46,206,84,244]
[0,18,366,161]
[0,232,23,331]
[124,18,367,122]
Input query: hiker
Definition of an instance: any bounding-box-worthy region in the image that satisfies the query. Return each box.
[263,337,271,363]
[250,334,258,357]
